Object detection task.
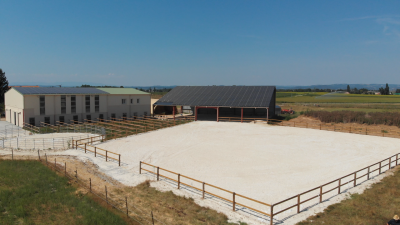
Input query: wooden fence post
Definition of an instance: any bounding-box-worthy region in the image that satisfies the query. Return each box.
[232,192,236,211]
[270,205,274,225]
[126,197,128,217]
[389,158,392,169]
[367,167,370,180]
[338,179,341,194]
[119,154,121,167]
[45,153,47,164]
[397,154,399,166]
[106,151,108,162]
[157,167,159,181]
[84,143,86,153]
[139,161,142,174]
[379,162,381,174]
[105,185,108,204]
[297,195,300,213]
[38,150,40,160]
[151,211,155,225]
[90,178,92,192]
[55,158,56,168]
[178,174,180,189]
[354,173,356,187]
[95,147,97,157]
[202,182,205,199]
[11,149,13,160]
[319,186,323,203]
[65,162,66,176]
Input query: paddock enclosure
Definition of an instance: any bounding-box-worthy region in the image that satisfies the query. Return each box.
[93,121,400,223]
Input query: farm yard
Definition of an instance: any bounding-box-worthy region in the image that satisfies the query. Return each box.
[12,121,393,224]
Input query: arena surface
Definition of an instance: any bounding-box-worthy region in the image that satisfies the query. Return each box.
[97,121,400,201]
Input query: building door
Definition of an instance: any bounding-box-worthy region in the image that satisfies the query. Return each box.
[59,116,65,124]
[86,115,91,123]
[45,117,50,125]
[99,114,104,122]
[73,115,78,124]
[29,118,35,126]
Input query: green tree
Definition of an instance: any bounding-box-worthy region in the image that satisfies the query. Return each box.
[347,85,350,93]
[385,83,390,95]
[0,69,9,104]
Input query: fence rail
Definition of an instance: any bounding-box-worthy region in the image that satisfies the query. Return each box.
[0,134,98,151]
[74,136,121,166]
[140,153,400,225]
[139,161,272,218]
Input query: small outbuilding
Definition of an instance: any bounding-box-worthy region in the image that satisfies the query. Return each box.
[154,86,276,122]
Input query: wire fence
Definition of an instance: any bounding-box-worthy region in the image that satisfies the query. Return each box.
[0,125,31,138]
[0,134,99,151]
[1,153,167,225]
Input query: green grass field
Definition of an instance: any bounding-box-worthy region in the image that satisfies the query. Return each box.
[0,160,129,225]
[277,92,400,103]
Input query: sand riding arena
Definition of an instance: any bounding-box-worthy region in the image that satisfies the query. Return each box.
[4,121,400,224]
[85,121,400,224]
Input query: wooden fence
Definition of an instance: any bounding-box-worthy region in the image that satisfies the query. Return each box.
[74,135,122,166]
[270,153,399,224]
[270,120,400,138]
[139,161,272,218]
[140,153,400,225]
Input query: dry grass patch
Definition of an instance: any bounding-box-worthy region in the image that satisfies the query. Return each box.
[297,167,400,225]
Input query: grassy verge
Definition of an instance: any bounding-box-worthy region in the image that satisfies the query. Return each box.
[0,160,132,225]
[297,168,400,225]
[117,181,243,225]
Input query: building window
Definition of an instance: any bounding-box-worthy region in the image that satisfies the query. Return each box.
[99,114,104,121]
[122,99,126,104]
[44,117,50,125]
[61,95,66,114]
[137,98,139,103]
[130,99,133,104]
[71,95,76,114]
[95,95,99,112]
[85,95,90,113]
[86,115,91,122]
[144,112,147,116]
[122,113,127,120]
[111,113,116,121]
[73,115,78,124]
[59,116,64,124]
[39,96,45,115]
[29,118,35,126]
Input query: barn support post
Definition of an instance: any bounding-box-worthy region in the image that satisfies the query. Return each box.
[173,106,175,120]
[195,106,198,121]
[267,107,269,124]
[152,105,155,117]
[241,108,243,123]
[180,106,183,114]
[217,107,219,122]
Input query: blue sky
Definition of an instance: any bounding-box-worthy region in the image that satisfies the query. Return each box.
[1,1,400,86]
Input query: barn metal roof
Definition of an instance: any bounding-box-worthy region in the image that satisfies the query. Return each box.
[154,86,276,107]
[13,87,108,95]
[97,88,149,95]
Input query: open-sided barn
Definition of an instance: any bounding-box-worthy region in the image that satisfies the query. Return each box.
[154,86,276,121]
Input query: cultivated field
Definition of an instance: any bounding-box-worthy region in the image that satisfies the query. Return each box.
[277,92,400,103]
[87,121,400,224]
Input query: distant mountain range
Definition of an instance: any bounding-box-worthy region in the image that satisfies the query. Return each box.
[9,82,400,91]
[275,84,400,91]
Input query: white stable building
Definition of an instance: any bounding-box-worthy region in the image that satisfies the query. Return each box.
[5,87,151,127]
